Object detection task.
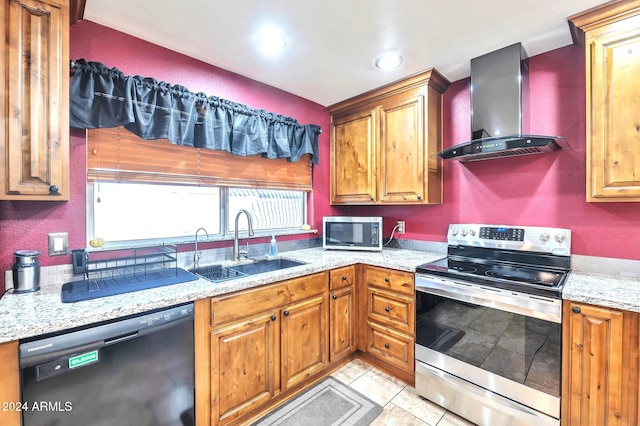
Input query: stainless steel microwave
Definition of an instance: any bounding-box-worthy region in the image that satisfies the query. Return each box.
[323,216,383,251]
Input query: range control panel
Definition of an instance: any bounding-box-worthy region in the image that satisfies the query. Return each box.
[448,224,571,256]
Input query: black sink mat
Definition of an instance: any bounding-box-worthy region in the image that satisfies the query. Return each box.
[61,268,198,303]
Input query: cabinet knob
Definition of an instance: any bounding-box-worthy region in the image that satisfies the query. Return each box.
[384,343,390,349]
[417,195,422,200]
[384,277,390,283]
[49,185,60,195]
[332,294,337,300]
[271,315,277,321]
[572,306,581,314]
[283,310,290,317]
[385,307,390,312]
[342,275,347,281]
[370,196,374,201]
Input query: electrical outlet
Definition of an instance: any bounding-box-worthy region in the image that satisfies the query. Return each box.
[397,220,405,234]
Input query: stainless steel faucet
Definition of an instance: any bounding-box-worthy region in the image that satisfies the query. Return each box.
[233,209,255,261]
[194,227,209,268]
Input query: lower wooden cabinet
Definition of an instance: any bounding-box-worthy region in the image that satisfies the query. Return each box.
[561,300,640,425]
[211,311,280,424]
[329,266,357,362]
[281,294,328,389]
[0,341,20,426]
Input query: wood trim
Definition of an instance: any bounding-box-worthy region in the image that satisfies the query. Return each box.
[194,299,211,426]
[328,68,450,115]
[0,341,20,426]
[69,0,85,25]
[87,127,312,191]
[568,0,640,48]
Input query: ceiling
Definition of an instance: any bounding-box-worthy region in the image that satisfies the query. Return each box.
[83,0,609,107]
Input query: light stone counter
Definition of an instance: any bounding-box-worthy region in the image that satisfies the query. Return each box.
[0,248,444,344]
[562,272,640,313]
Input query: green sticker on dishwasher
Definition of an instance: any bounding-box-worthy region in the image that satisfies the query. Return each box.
[69,350,99,369]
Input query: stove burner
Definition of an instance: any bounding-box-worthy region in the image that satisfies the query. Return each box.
[449,265,477,273]
[485,266,540,283]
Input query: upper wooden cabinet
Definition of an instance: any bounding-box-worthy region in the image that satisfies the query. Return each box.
[1,0,70,200]
[569,1,640,202]
[329,69,450,205]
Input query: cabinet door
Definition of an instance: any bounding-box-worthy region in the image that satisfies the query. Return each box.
[330,285,355,362]
[0,341,20,426]
[562,301,624,425]
[211,311,279,425]
[587,16,640,202]
[378,93,425,203]
[281,294,328,389]
[3,0,69,200]
[331,109,377,204]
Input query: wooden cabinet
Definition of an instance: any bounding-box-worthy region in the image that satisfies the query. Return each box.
[329,266,356,362]
[362,265,415,382]
[1,0,70,200]
[0,341,20,426]
[281,295,327,389]
[561,300,631,425]
[569,1,640,202]
[201,272,329,425]
[329,69,450,205]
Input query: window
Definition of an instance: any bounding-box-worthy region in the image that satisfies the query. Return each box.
[88,182,306,245]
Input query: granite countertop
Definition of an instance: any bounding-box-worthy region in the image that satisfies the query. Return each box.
[1,246,638,344]
[562,272,640,313]
[0,247,443,344]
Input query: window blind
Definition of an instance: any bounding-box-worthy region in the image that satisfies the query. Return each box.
[86,127,312,191]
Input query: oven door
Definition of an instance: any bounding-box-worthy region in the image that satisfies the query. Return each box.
[415,274,562,424]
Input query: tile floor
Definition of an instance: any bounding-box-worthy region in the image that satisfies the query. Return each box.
[330,358,477,426]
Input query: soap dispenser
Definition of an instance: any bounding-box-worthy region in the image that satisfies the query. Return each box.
[268,235,278,257]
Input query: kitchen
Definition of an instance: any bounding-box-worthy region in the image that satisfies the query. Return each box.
[1,0,640,425]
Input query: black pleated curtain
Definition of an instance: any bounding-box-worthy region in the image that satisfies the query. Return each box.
[69,59,321,164]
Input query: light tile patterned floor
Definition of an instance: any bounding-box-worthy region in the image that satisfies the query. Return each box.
[330,358,477,426]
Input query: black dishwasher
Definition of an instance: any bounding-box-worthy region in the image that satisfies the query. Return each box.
[19,303,194,426]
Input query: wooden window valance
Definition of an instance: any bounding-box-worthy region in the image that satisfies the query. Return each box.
[87,127,312,191]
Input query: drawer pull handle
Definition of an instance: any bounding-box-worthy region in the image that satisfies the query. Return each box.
[271,315,277,321]
[385,307,391,312]
[342,275,347,281]
[384,343,390,349]
[284,310,290,317]
[384,277,390,283]
[572,306,581,314]
[332,294,337,300]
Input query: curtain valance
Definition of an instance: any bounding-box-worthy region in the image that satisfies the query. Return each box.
[70,59,321,164]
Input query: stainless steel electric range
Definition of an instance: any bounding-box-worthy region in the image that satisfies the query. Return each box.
[415,224,571,426]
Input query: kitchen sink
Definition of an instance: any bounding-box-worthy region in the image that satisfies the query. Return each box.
[190,258,306,283]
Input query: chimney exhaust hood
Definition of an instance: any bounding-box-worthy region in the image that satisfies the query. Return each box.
[438,43,569,162]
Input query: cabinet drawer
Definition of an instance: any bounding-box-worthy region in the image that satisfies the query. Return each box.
[211,272,328,327]
[366,320,414,372]
[367,287,414,334]
[329,265,356,290]
[366,266,413,295]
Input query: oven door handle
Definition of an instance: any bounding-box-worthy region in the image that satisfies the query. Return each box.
[415,274,562,323]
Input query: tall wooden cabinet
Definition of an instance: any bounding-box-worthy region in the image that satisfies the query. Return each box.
[569,1,640,202]
[328,69,450,205]
[0,341,20,426]
[329,266,357,362]
[1,0,70,200]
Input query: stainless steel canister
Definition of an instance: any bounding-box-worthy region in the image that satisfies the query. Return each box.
[12,250,41,293]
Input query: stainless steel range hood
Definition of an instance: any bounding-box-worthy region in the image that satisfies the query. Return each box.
[438,43,568,162]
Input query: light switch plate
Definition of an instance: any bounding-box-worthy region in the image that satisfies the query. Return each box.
[48,232,69,256]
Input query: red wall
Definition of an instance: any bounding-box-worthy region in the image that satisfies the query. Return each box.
[0,21,331,291]
[1,22,638,293]
[340,45,640,260]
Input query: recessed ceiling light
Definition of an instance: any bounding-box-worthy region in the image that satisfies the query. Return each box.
[256,26,287,57]
[375,52,403,71]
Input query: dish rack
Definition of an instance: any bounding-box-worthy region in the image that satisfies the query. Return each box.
[80,244,179,282]
[62,244,197,303]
